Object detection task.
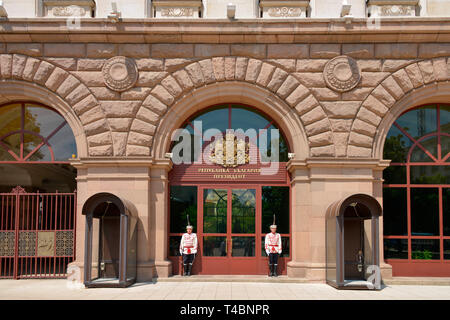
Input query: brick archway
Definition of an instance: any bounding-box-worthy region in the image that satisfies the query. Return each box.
[348,57,450,158]
[0,54,113,156]
[127,57,335,158]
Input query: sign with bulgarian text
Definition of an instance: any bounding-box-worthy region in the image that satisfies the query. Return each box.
[169,163,288,183]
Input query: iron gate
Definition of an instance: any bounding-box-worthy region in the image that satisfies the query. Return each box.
[0,186,76,279]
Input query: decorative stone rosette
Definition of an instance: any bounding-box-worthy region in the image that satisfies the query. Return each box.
[323,55,361,92]
[102,56,139,92]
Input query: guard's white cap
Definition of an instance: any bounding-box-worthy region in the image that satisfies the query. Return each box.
[186,225,193,229]
[270,225,277,229]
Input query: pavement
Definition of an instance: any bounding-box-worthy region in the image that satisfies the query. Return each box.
[0,279,449,300]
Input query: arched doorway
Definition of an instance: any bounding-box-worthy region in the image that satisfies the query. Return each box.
[168,103,292,275]
[0,102,78,279]
[82,193,137,288]
[326,194,382,289]
[383,104,449,276]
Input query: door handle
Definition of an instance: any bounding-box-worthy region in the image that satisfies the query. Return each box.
[230,239,233,256]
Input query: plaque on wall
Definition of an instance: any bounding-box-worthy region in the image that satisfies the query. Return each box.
[37,231,55,257]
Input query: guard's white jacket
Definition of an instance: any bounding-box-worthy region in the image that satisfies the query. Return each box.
[179,233,198,255]
[265,232,282,255]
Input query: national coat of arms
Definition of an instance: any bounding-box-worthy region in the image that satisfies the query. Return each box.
[209,133,250,168]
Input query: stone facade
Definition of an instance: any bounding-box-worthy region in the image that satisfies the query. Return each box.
[1,17,450,281]
[3,40,449,159]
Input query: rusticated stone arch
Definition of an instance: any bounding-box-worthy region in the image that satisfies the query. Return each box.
[151,82,310,160]
[127,57,335,158]
[348,57,450,158]
[0,54,113,156]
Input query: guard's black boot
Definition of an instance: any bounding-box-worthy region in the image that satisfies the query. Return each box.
[273,264,278,277]
[268,264,272,277]
[270,264,275,277]
[187,264,192,276]
[183,264,187,276]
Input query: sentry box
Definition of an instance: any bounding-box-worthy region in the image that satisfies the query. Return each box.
[325,193,382,290]
[82,193,138,288]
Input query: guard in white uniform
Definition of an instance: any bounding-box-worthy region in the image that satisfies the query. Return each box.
[179,224,198,276]
[265,219,282,277]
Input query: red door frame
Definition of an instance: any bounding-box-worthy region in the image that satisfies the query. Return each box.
[198,185,260,275]
[168,182,291,275]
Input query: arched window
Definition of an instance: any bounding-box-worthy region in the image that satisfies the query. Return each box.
[172,103,290,163]
[0,102,77,162]
[383,104,449,276]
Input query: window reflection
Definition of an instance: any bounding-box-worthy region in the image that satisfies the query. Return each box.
[0,103,77,162]
[203,189,227,233]
[384,239,408,259]
[411,239,440,260]
[262,186,289,234]
[383,104,450,265]
[170,186,197,233]
[383,188,407,236]
[232,236,255,257]
[232,189,256,234]
[203,236,227,256]
[175,104,289,162]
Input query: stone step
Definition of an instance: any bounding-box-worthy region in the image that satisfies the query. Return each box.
[383,277,450,286]
[154,275,450,286]
[154,275,315,283]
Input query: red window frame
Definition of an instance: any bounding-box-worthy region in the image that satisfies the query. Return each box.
[0,101,73,164]
[383,103,450,277]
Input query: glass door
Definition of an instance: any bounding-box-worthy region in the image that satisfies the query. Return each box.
[200,187,260,274]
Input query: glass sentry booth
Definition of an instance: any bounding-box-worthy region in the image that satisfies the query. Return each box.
[83,193,138,288]
[326,194,382,290]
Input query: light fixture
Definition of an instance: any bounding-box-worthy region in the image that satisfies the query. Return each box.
[227,3,236,19]
[288,153,295,159]
[165,152,173,159]
[107,2,121,23]
[341,0,353,24]
[340,0,351,17]
[0,1,8,18]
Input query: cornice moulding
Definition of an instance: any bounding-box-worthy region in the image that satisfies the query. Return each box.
[2,18,450,43]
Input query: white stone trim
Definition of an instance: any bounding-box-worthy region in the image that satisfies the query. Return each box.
[260,0,309,18]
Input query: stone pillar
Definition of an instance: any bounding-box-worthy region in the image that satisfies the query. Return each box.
[150,159,173,278]
[287,158,391,282]
[373,160,393,279]
[287,160,312,279]
[68,157,155,283]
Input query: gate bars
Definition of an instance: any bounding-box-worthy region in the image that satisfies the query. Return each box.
[0,186,76,279]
